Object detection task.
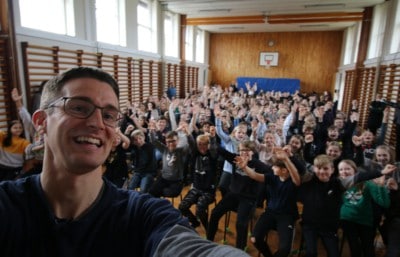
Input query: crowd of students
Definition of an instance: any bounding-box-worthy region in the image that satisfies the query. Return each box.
[1,72,400,257]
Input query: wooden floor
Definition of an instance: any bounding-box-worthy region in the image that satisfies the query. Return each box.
[167,185,387,257]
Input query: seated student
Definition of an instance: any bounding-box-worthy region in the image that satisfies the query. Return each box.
[148,128,194,198]
[0,67,249,257]
[236,148,303,257]
[127,129,157,193]
[102,127,130,188]
[298,154,396,257]
[178,134,218,229]
[214,115,248,197]
[351,107,388,166]
[11,88,43,177]
[0,120,31,181]
[206,140,265,250]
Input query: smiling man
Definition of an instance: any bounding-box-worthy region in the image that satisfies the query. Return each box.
[0,67,249,257]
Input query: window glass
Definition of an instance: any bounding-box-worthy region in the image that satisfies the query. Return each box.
[185,26,193,61]
[96,0,126,46]
[195,29,204,63]
[138,0,156,52]
[19,0,75,36]
[164,11,178,58]
[343,26,356,65]
[368,3,388,58]
[390,1,400,53]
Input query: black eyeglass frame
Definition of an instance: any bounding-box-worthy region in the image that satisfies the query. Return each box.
[45,96,122,128]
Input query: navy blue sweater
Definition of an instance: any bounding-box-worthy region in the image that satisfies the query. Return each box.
[0,175,188,257]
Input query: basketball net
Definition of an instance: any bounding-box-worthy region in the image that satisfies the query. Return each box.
[265,59,271,69]
[264,55,274,69]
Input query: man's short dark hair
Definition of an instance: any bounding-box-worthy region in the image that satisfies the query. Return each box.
[41,67,119,109]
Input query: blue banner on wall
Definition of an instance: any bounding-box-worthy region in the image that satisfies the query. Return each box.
[236,77,300,94]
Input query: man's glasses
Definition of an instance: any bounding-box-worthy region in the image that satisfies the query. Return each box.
[46,97,122,128]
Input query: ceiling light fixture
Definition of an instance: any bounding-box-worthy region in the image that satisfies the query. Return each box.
[299,24,329,28]
[305,3,345,8]
[218,26,244,30]
[198,8,231,13]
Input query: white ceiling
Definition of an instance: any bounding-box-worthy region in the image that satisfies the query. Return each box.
[158,0,385,33]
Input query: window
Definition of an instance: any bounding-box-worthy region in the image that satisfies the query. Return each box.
[195,28,205,63]
[368,3,388,58]
[343,24,360,65]
[137,0,157,53]
[95,0,126,46]
[164,11,179,58]
[19,0,75,36]
[390,0,400,53]
[185,26,194,61]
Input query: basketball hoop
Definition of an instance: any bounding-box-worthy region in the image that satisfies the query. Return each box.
[264,55,274,69]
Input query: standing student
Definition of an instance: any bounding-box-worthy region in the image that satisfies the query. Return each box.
[339,159,390,257]
[370,144,400,257]
[298,154,396,257]
[0,67,250,257]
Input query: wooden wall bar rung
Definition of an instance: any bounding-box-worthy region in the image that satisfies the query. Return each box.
[20,42,199,115]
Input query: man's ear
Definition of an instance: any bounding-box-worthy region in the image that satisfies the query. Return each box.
[32,110,48,132]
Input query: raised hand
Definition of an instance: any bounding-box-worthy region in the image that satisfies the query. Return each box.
[234,155,249,170]
[381,164,397,175]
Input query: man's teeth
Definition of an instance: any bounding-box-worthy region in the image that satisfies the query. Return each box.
[76,136,101,146]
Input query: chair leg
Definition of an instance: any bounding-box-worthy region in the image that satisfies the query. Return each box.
[223,211,231,244]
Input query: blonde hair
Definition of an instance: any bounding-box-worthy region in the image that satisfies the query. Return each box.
[230,123,247,137]
[326,141,342,151]
[314,154,334,168]
[131,129,145,139]
[196,134,210,144]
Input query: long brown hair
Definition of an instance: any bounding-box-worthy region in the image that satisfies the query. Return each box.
[2,120,24,147]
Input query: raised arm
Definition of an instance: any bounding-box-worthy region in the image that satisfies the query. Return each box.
[234,156,265,183]
[116,127,131,150]
[340,162,397,189]
[275,148,301,186]
[12,88,36,140]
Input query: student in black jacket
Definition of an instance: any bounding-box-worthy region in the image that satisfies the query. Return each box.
[206,140,266,250]
[178,134,218,229]
[298,154,396,257]
[236,148,304,257]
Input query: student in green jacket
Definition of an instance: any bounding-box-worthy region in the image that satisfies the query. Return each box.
[339,159,391,257]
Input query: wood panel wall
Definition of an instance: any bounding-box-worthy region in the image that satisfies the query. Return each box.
[209,31,342,94]
[21,42,198,113]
